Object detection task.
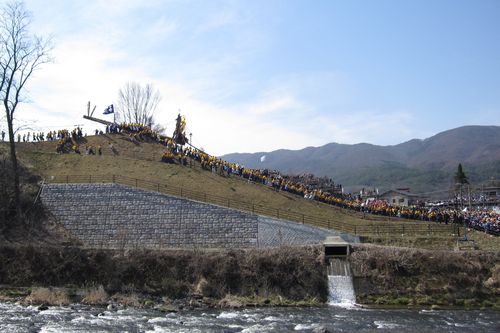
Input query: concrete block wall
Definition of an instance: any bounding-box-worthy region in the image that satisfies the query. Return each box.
[41,183,258,249]
[257,216,335,247]
[41,183,349,250]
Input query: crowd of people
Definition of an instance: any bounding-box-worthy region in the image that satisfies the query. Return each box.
[13,128,84,143]
[10,126,98,155]
[463,208,499,235]
[105,123,120,134]
[360,198,500,234]
[158,141,500,236]
[119,123,163,142]
[55,128,85,153]
[363,199,457,222]
[161,140,188,165]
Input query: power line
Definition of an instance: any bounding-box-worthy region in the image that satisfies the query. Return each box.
[411,188,453,196]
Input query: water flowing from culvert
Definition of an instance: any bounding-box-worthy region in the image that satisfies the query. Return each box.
[327,259,356,307]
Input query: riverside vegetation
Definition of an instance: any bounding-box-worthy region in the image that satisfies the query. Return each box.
[350,244,500,309]
[0,245,327,310]
[0,244,498,310]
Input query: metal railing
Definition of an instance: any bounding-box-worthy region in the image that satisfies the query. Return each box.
[45,174,458,238]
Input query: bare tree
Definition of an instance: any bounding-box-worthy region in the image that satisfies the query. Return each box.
[116,82,161,126]
[0,1,51,220]
[151,121,166,135]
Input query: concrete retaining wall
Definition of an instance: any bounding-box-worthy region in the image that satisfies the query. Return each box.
[41,183,342,249]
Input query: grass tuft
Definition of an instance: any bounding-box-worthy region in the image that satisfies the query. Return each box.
[25,287,70,306]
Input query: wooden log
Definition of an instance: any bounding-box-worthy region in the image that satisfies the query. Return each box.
[83,115,114,126]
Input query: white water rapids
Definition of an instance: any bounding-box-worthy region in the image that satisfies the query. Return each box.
[0,302,498,332]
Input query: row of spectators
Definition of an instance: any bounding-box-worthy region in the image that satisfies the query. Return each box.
[15,128,83,143]
[106,123,120,134]
[360,199,500,234]
[363,199,456,223]
[13,122,156,146]
[159,143,500,236]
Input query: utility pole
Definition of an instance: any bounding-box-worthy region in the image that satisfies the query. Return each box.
[468,185,471,209]
[458,183,467,241]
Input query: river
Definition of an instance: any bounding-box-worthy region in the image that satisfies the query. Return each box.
[0,302,498,332]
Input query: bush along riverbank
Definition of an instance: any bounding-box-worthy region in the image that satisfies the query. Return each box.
[349,244,500,309]
[0,245,327,311]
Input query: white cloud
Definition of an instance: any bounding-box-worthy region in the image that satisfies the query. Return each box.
[147,17,178,38]
[194,7,242,34]
[304,110,419,146]
[247,95,300,115]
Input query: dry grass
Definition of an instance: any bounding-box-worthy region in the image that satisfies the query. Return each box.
[349,244,500,307]
[218,294,243,308]
[25,287,70,306]
[82,285,108,305]
[111,293,141,307]
[194,277,209,295]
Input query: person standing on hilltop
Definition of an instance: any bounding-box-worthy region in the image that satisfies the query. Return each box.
[1,130,5,141]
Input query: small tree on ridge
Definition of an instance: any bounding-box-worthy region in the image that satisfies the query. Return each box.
[116,82,161,126]
[454,163,469,186]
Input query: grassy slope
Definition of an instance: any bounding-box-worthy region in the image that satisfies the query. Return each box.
[10,134,393,226]
[2,134,498,250]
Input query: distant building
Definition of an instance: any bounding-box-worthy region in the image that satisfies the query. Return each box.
[378,189,424,207]
[359,188,379,200]
[477,186,500,204]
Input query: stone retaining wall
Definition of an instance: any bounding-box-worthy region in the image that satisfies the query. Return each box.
[41,183,341,249]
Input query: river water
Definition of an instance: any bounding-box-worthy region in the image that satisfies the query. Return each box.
[1,302,498,333]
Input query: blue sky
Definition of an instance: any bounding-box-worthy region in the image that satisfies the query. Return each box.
[4,0,500,155]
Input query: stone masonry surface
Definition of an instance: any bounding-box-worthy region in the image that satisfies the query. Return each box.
[41,183,346,249]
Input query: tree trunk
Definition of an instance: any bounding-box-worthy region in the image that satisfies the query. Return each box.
[6,113,21,223]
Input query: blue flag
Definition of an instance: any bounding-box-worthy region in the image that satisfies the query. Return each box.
[103,104,114,115]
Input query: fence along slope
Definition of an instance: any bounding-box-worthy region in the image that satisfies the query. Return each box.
[45,174,457,237]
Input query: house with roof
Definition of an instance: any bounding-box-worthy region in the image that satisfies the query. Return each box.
[378,189,424,207]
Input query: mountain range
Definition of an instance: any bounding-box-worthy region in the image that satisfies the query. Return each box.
[222,126,500,195]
